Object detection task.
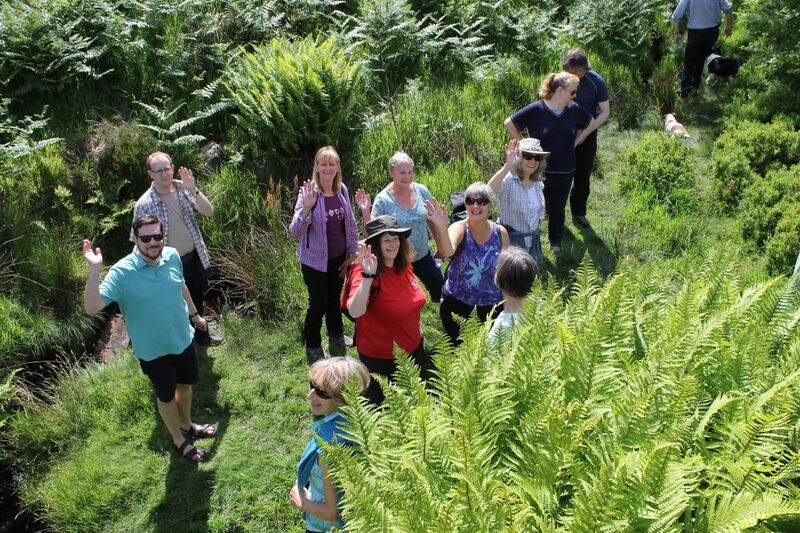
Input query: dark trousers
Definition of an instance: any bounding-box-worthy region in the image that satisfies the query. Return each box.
[301,255,345,349]
[181,250,209,341]
[412,251,444,303]
[543,177,573,246]
[440,293,500,346]
[570,130,598,218]
[359,340,429,404]
[681,26,719,96]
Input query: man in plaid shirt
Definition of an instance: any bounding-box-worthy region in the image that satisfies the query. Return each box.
[132,151,222,345]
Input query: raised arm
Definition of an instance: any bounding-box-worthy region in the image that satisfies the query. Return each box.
[488,140,518,194]
[82,240,106,315]
[425,198,454,258]
[176,167,214,216]
[347,243,377,319]
[289,180,318,239]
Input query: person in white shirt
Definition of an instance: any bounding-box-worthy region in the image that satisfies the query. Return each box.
[488,246,538,342]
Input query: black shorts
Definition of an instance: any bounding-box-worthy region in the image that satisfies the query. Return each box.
[138,343,199,402]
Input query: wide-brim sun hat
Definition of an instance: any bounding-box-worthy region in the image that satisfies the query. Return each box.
[360,215,412,244]
[518,137,550,156]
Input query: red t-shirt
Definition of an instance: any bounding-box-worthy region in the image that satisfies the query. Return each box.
[349,262,426,359]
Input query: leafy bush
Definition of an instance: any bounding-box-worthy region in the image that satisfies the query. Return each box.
[618,132,697,214]
[711,118,800,210]
[0,0,140,123]
[568,0,666,77]
[724,0,800,127]
[765,211,800,276]
[327,257,800,531]
[739,167,800,248]
[223,36,365,179]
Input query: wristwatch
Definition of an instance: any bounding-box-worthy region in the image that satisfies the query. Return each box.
[362,272,376,279]
[191,188,200,197]
[190,311,199,318]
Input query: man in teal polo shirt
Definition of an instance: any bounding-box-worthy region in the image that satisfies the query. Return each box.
[83,214,217,463]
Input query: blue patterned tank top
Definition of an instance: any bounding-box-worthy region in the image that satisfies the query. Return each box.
[444,222,503,306]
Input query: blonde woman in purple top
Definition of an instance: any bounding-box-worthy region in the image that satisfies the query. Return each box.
[289,146,359,363]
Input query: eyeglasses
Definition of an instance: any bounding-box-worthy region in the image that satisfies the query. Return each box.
[464,196,490,206]
[137,233,164,243]
[309,381,332,399]
[521,153,544,162]
[149,165,172,175]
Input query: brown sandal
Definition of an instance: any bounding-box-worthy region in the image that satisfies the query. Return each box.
[181,423,216,440]
[176,439,205,463]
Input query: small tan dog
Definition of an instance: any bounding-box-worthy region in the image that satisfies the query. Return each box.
[664,113,690,139]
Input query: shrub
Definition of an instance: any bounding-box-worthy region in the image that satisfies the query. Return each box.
[327,257,800,530]
[82,120,159,257]
[724,0,800,127]
[765,211,800,276]
[568,0,666,77]
[617,132,697,214]
[711,118,800,210]
[738,167,800,248]
[223,35,365,179]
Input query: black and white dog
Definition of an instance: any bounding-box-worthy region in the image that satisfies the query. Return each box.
[706,48,743,85]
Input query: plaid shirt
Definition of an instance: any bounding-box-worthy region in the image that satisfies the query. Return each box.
[131,186,211,270]
[496,171,545,235]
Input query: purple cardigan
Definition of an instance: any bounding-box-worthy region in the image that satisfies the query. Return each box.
[289,183,358,272]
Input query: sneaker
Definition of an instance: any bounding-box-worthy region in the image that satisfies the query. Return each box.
[328,337,347,357]
[342,334,354,348]
[551,244,561,255]
[306,346,325,365]
[573,215,591,228]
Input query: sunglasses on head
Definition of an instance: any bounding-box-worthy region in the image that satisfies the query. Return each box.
[137,233,164,243]
[464,196,490,206]
[521,153,544,162]
[309,381,333,400]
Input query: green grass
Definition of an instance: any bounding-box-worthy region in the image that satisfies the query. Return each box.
[12,315,312,532]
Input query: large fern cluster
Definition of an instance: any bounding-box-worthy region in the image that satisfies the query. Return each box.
[326,253,800,531]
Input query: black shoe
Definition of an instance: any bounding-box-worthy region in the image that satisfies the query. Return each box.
[196,333,225,346]
[573,215,591,228]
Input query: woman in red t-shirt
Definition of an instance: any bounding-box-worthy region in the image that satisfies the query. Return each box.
[347,214,448,403]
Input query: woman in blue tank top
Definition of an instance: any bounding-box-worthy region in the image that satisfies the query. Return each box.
[440,182,510,345]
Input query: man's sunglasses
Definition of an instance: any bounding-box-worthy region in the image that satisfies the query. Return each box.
[137,233,164,243]
[464,196,491,206]
[309,381,333,400]
[521,153,544,162]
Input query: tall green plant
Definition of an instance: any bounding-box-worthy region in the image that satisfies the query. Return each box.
[223,36,365,178]
[327,255,800,530]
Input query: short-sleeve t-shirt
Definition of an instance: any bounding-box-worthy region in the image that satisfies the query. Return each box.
[323,194,347,259]
[372,183,434,262]
[510,101,592,183]
[349,262,426,359]
[574,70,609,119]
[99,246,193,361]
